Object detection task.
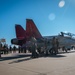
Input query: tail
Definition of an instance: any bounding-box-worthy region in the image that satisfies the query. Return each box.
[26,19,42,39]
[15,25,26,39]
[11,25,26,46]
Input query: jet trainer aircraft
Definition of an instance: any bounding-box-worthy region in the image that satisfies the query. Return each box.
[11,19,75,54]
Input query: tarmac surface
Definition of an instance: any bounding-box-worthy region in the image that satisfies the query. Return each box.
[0,50,75,75]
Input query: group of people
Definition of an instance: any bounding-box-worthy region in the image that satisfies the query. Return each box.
[30,36,59,58]
[0,37,59,58]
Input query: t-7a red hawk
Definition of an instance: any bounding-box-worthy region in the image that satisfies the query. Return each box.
[11,19,75,54]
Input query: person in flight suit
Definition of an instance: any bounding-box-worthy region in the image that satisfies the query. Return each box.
[51,37,59,55]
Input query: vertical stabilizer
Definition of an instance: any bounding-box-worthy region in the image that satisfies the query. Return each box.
[26,19,42,38]
[15,25,26,39]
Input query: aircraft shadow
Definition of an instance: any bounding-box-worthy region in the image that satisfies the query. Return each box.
[0,54,31,61]
[1,50,75,62]
[8,57,32,64]
[47,54,66,58]
[8,54,66,64]
[0,53,67,62]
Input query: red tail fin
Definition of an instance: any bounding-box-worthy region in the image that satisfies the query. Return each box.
[26,19,42,38]
[15,25,26,39]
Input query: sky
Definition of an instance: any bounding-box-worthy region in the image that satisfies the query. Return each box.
[0,0,75,46]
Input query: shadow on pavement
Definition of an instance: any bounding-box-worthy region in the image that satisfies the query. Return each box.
[8,57,32,64]
[8,54,66,64]
[0,54,31,61]
[1,51,74,62]
[48,54,66,58]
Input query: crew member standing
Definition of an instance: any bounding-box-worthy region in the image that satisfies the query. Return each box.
[56,38,59,53]
[31,37,37,58]
[0,51,1,58]
[31,42,36,58]
[52,37,57,55]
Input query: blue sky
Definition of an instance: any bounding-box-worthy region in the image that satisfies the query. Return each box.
[0,0,75,46]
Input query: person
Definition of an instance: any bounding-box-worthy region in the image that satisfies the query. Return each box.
[31,42,38,58]
[61,32,64,36]
[9,45,12,53]
[28,46,32,53]
[21,47,23,53]
[37,46,41,54]
[31,42,36,58]
[51,37,58,55]
[3,44,6,54]
[0,43,2,48]
[24,46,26,53]
[0,51,1,58]
[56,39,59,53]
[44,39,48,56]
[30,37,38,58]
[13,45,16,53]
